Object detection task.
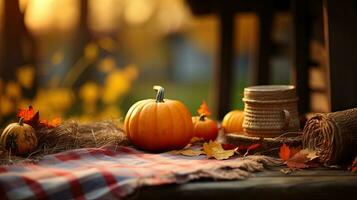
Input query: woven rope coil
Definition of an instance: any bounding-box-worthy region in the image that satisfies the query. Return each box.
[303,108,357,165]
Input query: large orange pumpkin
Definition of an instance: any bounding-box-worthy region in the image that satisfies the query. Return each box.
[221,110,244,133]
[0,118,38,155]
[124,86,193,151]
[192,115,218,141]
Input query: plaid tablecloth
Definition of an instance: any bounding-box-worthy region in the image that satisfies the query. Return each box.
[0,146,280,200]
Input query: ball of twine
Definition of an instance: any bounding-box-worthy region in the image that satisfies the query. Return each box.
[303,108,357,165]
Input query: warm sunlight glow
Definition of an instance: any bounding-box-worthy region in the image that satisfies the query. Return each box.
[25,0,78,32]
[123,0,154,26]
[89,0,122,32]
[19,0,29,13]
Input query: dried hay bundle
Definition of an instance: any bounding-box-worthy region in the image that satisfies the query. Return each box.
[0,121,128,165]
[303,108,357,165]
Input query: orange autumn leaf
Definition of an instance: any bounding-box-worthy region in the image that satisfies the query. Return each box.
[279,144,302,161]
[279,144,291,161]
[17,105,40,128]
[351,157,357,172]
[197,101,211,116]
[17,105,36,121]
[40,117,62,128]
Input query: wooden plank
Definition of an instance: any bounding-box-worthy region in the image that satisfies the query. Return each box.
[133,168,357,200]
[213,8,234,120]
[323,0,357,111]
[291,0,311,114]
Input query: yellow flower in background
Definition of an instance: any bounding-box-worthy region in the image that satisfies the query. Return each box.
[102,69,130,104]
[98,56,116,73]
[51,51,64,65]
[79,82,100,105]
[123,64,139,81]
[0,96,14,116]
[84,43,98,60]
[33,88,74,118]
[98,37,115,52]
[16,65,35,89]
[5,81,21,99]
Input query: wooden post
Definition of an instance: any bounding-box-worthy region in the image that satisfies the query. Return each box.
[253,0,274,85]
[291,0,311,114]
[323,0,357,111]
[214,7,235,120]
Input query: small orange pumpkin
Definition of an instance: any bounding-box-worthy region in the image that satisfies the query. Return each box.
[0,118,38,155]
[192,115,219,141]
[192,101,218,141]
[221,110,244,133]
[124,86,193,151]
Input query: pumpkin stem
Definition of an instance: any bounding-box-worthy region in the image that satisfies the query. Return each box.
[153,85,165,103]
[199,114,206,121]
[18,118,24,126]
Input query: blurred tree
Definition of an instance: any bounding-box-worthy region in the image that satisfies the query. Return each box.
[0,0,37,96]
[71,0,92,88]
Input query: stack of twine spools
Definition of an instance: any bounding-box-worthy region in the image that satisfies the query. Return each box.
[242,85,300,138]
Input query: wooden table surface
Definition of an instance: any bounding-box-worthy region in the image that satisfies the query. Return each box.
[129,167,357,200]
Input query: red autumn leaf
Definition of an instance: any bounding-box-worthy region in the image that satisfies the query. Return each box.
[17,105,40,128]
[222,143,237,150]
[17,105,36,121]
[197,101,211,116]
[279,144,302,161]
[237,143,262,156]
[40,117,62,128]
[237,143,260,151]
[279,144,291,161]
[248,143,261,151]
[351,157,357,172]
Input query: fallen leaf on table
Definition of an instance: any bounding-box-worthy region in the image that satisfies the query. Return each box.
[279,144,302,161]
[279,144,291,161]
[169,149,205,157]
[286,148,320,169]
[203,141,235,160]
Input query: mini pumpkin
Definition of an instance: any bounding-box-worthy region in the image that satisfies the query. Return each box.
[124,85,193,151]
[192,101,218,141]
[192,115,219,141]
[0,118,38,155]
[221,110,244,133]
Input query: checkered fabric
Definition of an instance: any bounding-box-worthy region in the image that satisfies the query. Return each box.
[0,146,279,200]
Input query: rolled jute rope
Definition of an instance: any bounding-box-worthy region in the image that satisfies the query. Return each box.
[303,108,357,165]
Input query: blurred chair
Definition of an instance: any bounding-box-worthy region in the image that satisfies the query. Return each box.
[186,0,357,119]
